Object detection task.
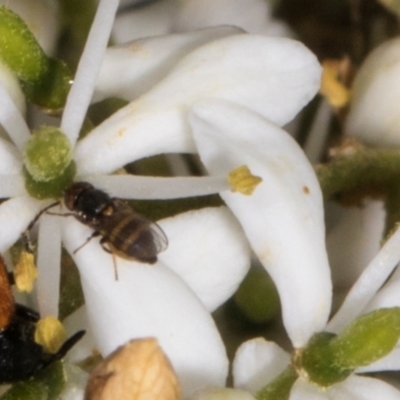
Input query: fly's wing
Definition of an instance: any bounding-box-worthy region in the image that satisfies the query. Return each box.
[0,255,15,329]
[148,221,168,254]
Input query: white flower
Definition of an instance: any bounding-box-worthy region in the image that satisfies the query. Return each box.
[185,99,400,399]
[0,1,254,396]
[0,0,323,396]
[345,37,400,147]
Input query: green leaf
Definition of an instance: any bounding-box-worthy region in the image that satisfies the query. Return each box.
[1,381,48,400]
[34,362,66,400]
[331,307,400,368]
[0,361,66,400]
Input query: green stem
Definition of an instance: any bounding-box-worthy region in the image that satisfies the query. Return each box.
[316,146,400,235]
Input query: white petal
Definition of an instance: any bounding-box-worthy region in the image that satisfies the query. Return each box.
[232,338,290,393]
[112,0,180,44]
[75,34,321,175]
[328,224,400,333]
[363,278,400,312]
[61,0,119,145]
[62,218,228,398]
[290,378,328,400]
[356,345,400,373]
[158,207,251,311]
[173,0,271,34]
[81,174,229,199]
[0,82,30,151]
[36,214,62,317]
[0,175,25,198]
[345,37,400,147]
[0,61,25,116]
[191,100,331,348]
[326,200,385,291]
[94,26,243,102]
[0,137,22,175]
[0,196,43,252]
[329,375,400,400]
[63,305,97,363]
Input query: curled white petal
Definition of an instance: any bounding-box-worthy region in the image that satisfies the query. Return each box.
[61,0,119,145]
[95,26,243,102]
[0,196,43,252]
[158,207,251,311]
[328,224,400,333]
[190,100,331,348]
[232,338,290,393]
[81,174,229,199]
[290,378,328,400]
[0,82,30,151]
[75,34,321,175]
[329,375,400,400]
[62,218,228,398]
[345,37,400,147]
[36,214,62,317]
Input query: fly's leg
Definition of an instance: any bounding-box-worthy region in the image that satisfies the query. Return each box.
[99,238,119,281]
[73,231,101,254]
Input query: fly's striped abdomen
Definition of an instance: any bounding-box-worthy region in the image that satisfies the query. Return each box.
[103,213,158,263]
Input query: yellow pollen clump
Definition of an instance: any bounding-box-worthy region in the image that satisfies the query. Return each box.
[14,250,37,293]
[34,316,67,354]
[320,60,351,108]
[228,165,262,195]
[84,338,181,400]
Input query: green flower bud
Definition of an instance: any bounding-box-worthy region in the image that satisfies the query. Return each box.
[23,163,76,200]
[22,58,72,111]
[256,366,297,400]
[0,6,47,83]
[301,332,353,387]
[23,127,72,182]
[331,307,400,368]
[234,268,280,324]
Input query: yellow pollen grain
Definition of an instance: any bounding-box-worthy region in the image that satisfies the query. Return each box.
[14,250,38,293]
[228,165,262,195]
[34,316,67,354]
[320,61,350,108]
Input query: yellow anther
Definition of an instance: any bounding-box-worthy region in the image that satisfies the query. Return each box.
[85,338,181,400]
[34,316,67,354]
[228,165,262,195]
[320,60,351,108]
[14,250,37,293]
